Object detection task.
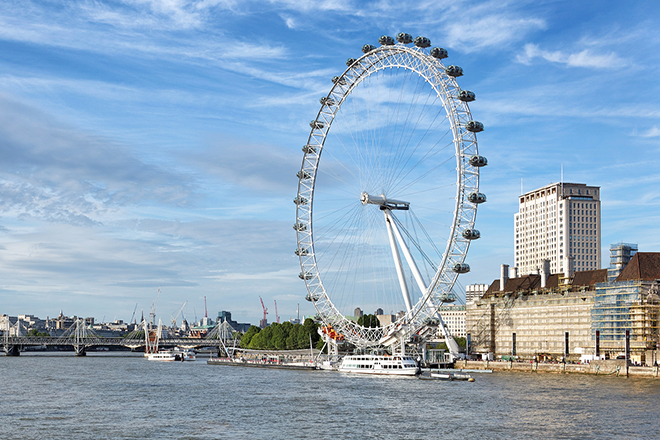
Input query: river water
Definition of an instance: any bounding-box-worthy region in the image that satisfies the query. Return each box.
[1,353,659,439]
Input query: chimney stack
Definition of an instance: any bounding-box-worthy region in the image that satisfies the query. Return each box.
[509,266,518,279]
[563,256,574,281]
[541,259,550,288]
[500,264,509,292]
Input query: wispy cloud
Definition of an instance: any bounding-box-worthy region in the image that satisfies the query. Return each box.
[517,43,627,68]
[445,16,546,52]
[0,94,193,224]
[636,126,660,138]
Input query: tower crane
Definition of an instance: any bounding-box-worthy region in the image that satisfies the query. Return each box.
[149,287,160,326]
[171,301,188,329]
[259,296,268,328]
[274,300,280,324]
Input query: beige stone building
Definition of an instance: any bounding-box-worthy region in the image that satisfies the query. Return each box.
[467,268,605,361]
[467,254,660,364]
[515,182,601,276]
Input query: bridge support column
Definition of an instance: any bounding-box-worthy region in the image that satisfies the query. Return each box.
[74,346,87,357]
[4,345,20,356]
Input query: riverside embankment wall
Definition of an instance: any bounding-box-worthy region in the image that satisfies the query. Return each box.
[457,359,660,379]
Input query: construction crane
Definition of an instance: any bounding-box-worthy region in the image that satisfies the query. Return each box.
[130,303,138,324]
[259,296,268,329]
[171,301,187,329]
[149,287,161,325]
[274,300,280,324]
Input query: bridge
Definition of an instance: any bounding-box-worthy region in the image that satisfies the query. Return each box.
[2,317,236,357]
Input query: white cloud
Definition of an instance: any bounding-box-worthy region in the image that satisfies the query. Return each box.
[444,15,546,52]
[517,43,626,68]
[0,94,193,224]
[638,126,660,138]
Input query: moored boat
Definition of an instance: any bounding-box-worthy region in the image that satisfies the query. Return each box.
[147,351,179,361]
[338,354,419,376]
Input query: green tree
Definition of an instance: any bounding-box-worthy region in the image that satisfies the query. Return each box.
[270,323,288,350]
[286,325,300,349]
[358,314,380,328]
[240,325,261,349]
[297,318,319,348]
[250,325,273,349]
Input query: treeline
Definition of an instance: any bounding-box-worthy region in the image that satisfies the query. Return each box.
[239,319,320,350]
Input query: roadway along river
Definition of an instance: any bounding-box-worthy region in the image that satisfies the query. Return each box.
[1,352,659,439]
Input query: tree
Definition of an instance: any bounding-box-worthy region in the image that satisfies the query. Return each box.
[286,325,300,349]
[270,323,288,350]
[358,314,380,328]
[240,325,261,349]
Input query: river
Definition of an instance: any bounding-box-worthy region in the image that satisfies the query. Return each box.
[1,352,659,439]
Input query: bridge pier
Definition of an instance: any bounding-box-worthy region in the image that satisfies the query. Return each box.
[4,345,20,356]
[74,346,87,357]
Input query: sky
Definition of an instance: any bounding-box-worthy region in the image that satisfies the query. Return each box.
[1,0,659,326]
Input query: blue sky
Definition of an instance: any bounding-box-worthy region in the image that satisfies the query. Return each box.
[1,0,659,325]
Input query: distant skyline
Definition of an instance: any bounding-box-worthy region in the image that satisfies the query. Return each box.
[1,1,659,325]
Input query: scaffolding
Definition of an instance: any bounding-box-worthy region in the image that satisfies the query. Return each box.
[592,280,660,354]
[607,243,638,281]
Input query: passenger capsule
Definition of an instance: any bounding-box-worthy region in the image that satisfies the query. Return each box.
[458,90,475,102]
[462,229,481,240]
[414,36,431,48]
[396,33,413,44]
[332,76,347,85]
[293,222,307,232]
[378,35,395,45]
[295,247,309,256]
[305,292,320,301]
[430,47,448,59]
[299,272,313,280]
[445,65,463,77]
[469,155,488,167]
[293,196,308,205]
[346,58,357,67]
[310,120,324,129]
[297,170,312,179]
[362,44,376,53]
[466,120,484,133]
[320,96,335,106]
[468,192,487,204]
[439,292,457,303]
[302,145,316,154]
[453,263,471,274]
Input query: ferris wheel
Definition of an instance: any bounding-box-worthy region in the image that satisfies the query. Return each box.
[294,33,487,350]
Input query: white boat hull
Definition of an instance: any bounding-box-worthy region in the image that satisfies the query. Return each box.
[338,354,419,376]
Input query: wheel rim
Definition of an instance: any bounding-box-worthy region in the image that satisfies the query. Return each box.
[295,40,482,348]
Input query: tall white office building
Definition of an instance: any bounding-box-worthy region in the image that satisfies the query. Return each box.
[514,182,601,276]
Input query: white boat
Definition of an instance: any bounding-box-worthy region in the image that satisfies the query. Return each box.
[147,351,179,361]
[147,348,195,362]
[172,347,196,361]
[338,354,419,376]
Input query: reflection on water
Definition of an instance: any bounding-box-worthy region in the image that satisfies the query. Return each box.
[1,353,659,439]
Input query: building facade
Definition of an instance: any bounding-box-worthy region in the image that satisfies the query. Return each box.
[438,305,466,338]
[467,253,660,365]
[466,284,489,303]
[514,182,601,276]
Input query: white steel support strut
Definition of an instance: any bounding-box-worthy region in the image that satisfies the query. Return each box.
[384,213,413,313]
[383,209,428,296]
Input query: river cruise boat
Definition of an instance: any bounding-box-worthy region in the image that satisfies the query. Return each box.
[147,348,196,362]
[147,351,179,361]
[173,347,196,361]
[338,354,419,376]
